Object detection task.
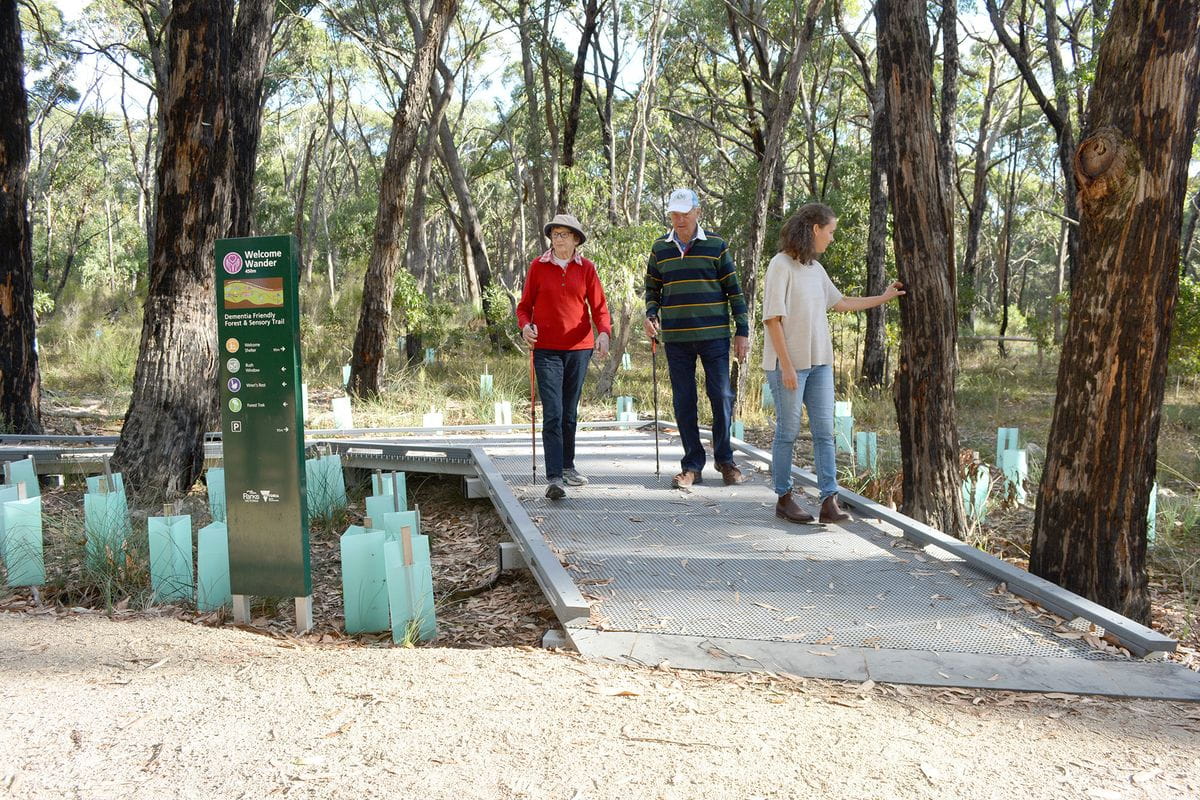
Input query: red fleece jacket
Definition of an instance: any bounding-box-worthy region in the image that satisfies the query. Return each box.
[516,251,612,351]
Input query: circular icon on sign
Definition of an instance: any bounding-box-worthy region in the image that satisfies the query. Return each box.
[228,398,242,412]
[226,357,241,373]
[225,337,240,353]
[223,252,244,274]
[227,377,242,392]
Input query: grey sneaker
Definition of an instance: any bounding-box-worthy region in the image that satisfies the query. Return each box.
[545,479,566,500]
[562,468,588,486]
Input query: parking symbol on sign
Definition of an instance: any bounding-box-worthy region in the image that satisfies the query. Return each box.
[231,421,242,433]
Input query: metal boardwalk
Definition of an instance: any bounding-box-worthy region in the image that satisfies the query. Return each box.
[477,429,1199,700]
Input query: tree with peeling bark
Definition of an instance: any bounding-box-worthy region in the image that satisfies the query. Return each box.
[739,0,826,351]
[228,0,278,239]
[347,0,457,398]
[112,0,237,494]
[0,0,41,435]
[876,0,966,537]
[1031,0,1200,623]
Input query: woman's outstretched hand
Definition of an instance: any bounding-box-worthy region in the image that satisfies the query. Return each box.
[882,281,906,302]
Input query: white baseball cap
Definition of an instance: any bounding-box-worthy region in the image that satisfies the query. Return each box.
[666,188,699,213]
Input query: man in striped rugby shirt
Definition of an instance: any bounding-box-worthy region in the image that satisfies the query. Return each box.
[644,188,750,489]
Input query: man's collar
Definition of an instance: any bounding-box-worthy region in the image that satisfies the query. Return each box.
[537,248,584,265]
[666,225,707,248]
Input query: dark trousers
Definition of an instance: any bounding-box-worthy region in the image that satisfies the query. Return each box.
[663,337,733,473]
[534,348,591,480]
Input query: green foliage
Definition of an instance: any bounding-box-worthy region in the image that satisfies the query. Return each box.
[37,294,141,393]
[1171,277,1200,376]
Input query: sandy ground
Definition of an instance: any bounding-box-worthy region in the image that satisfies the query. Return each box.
[0,612,1197,800]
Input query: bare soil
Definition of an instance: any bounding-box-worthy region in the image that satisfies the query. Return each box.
[0,612,1197,800]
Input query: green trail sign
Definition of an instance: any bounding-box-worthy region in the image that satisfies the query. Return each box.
[215,235,310,598]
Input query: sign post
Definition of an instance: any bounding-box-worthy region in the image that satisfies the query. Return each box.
[215,235,311,632]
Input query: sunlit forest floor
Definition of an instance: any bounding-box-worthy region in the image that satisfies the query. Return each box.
[16,306,1200,670]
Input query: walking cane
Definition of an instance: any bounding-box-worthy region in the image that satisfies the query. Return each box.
[651,336,660,476]
[730,356,741,438]
[528,348,537,482]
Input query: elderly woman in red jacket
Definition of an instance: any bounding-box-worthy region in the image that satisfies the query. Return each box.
[517,214,612,499]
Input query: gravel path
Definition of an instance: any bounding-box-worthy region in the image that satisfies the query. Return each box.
[0,612,1196,799]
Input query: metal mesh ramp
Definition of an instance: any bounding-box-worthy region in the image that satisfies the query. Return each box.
[478,429,1200,699]
[484,431,1115,660]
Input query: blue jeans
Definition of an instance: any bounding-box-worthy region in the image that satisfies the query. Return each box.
[664,338,733,473]
[534,348,591,480]
[766,364,838,500]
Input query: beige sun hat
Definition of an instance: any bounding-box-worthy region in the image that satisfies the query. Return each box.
[543,213,587,245]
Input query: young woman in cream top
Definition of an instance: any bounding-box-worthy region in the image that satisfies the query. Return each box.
[762,203,904,524]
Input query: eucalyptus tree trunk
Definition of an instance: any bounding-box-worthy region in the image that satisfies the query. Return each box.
[937,0,958,200]
[1031,0,1200,624]
[347,0,456,398]
[516,0,548,227]
[861,80,889,388]
[959,54,1007,333]
[739,0,825,352]
[0,0,41,434]
[556,0,599,214]
[227,0,276,238]
[113,0,235,493]
[592,301,634,399]
[625,0,664,224]
[434,73,494,323]
[877,0,966,537]
[836,9,889,388]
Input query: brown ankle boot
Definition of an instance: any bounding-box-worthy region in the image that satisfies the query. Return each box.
[775,491,815,523]
[819,495,851,523]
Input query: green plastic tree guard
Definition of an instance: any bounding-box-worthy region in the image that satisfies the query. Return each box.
[834,401,854,454]
[0,484,19,553]
[340,523,390,634]
[960,465,992,524]
[996,427,1019,468]
[3,458,39,498]
[85,472,125,495]
[379,509,421,545]
[2,495,44,586]
[306,454,347,519]
[196,521,232,612]
[84,490,131,570]
[1001,448,1028,503]
[321,453,348,511]
[148,513,194,603]
[383,529,436,644]
[206,467,227,523]
[855,431,878,473]
[370,471,408,501]
[304,457,323,518]
[331,395,354,429]
[1147,482,1158,547]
